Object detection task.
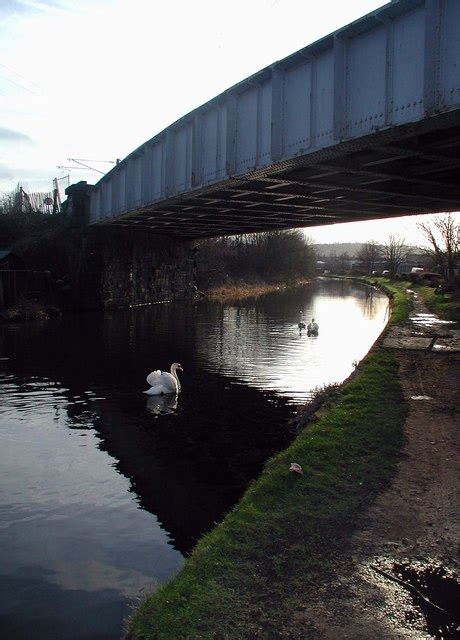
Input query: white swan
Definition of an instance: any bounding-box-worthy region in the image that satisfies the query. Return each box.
[144,362,183,395]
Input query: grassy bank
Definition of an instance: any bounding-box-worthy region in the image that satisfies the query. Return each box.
[126,285,410,640]
[359,276,458,326]
[412,284,460,325]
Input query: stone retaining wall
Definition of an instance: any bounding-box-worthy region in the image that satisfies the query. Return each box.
[64,182,197,310]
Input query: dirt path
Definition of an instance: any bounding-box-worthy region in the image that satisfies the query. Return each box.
[293,301,460,639]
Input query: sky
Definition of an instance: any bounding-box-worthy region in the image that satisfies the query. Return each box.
[0,0,458,246]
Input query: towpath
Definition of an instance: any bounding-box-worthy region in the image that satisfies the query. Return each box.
[292,291,459,638]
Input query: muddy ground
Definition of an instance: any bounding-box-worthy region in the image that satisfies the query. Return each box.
[289,311,459,638]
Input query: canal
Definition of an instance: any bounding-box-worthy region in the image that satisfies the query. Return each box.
[0,279,389,639]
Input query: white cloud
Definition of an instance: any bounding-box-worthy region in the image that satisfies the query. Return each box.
[0,126,34,143]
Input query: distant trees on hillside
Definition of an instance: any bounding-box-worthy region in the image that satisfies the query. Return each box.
[195,230,316,290]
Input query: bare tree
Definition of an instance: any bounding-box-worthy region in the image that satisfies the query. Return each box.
[357,241,382,274]
[195,229,316,289]
[338,251,350,273]
[0,186,22,215]
[382,235,408,278]
[418,214,459,281]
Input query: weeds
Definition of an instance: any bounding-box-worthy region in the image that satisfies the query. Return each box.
[2,298,50,322]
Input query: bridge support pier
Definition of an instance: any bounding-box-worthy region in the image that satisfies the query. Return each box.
[63,183,197,310]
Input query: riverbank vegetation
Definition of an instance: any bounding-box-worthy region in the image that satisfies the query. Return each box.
[195,230,316,296]
[0,207,69,277]
[366,277,459,325]
[204,278,312,300]
[362,277,411,324]
[0,298,61,322]
[412,284,460,324]
[126,284,410,639]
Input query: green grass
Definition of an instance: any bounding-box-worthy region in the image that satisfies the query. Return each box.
[126,286,410,640]
[412,284,460,325]
[361,277,411,325]
[364,277,459,326]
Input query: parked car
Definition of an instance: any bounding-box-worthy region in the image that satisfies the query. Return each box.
[382,270,390,277]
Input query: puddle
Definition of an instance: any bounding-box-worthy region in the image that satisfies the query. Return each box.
[374,562,460,638]
[410,314,456,328]
[410,395,433,401]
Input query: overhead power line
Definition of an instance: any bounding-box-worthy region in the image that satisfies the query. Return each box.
[69,158,116,164]
[57,158,118,176]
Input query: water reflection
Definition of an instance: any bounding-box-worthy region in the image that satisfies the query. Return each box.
[196,279,388,402]
[146,394,179,416]
[0,279,389,639]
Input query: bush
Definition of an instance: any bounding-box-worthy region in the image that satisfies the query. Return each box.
[2,299,50,322]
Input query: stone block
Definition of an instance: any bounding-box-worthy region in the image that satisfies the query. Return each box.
[383,336,433,350]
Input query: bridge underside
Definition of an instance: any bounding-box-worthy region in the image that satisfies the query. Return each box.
[106,113,460,238]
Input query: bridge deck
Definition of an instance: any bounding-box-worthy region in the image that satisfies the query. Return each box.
[89,0,460,237]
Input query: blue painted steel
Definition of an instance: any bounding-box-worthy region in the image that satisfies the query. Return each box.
[89,0,460,226]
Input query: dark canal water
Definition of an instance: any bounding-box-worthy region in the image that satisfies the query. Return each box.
[0,279,388,639]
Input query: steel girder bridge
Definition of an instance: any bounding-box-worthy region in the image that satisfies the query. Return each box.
[88,0,460,238]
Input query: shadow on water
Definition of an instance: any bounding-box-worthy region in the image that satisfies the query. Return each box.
[87,373,296,554]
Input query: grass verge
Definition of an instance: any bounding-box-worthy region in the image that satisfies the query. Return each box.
[412,284,460,325]
[361,276,459,326]
[126,285,410,640]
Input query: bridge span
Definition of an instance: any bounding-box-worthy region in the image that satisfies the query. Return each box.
[88,0,460,238]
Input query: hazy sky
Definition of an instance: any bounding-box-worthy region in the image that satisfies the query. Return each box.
[0,0,458,245]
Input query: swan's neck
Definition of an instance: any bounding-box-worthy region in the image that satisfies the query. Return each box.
[170,365,181,391]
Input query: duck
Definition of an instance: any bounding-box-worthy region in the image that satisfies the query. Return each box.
[307,318,319,336]
[298,311,306,331]
[144,362,183,395]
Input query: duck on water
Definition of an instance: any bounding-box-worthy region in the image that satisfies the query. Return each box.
[307,318,319,337]
[298,313,319,336]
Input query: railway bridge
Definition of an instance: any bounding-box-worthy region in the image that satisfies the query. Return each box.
[86,0,460,238]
